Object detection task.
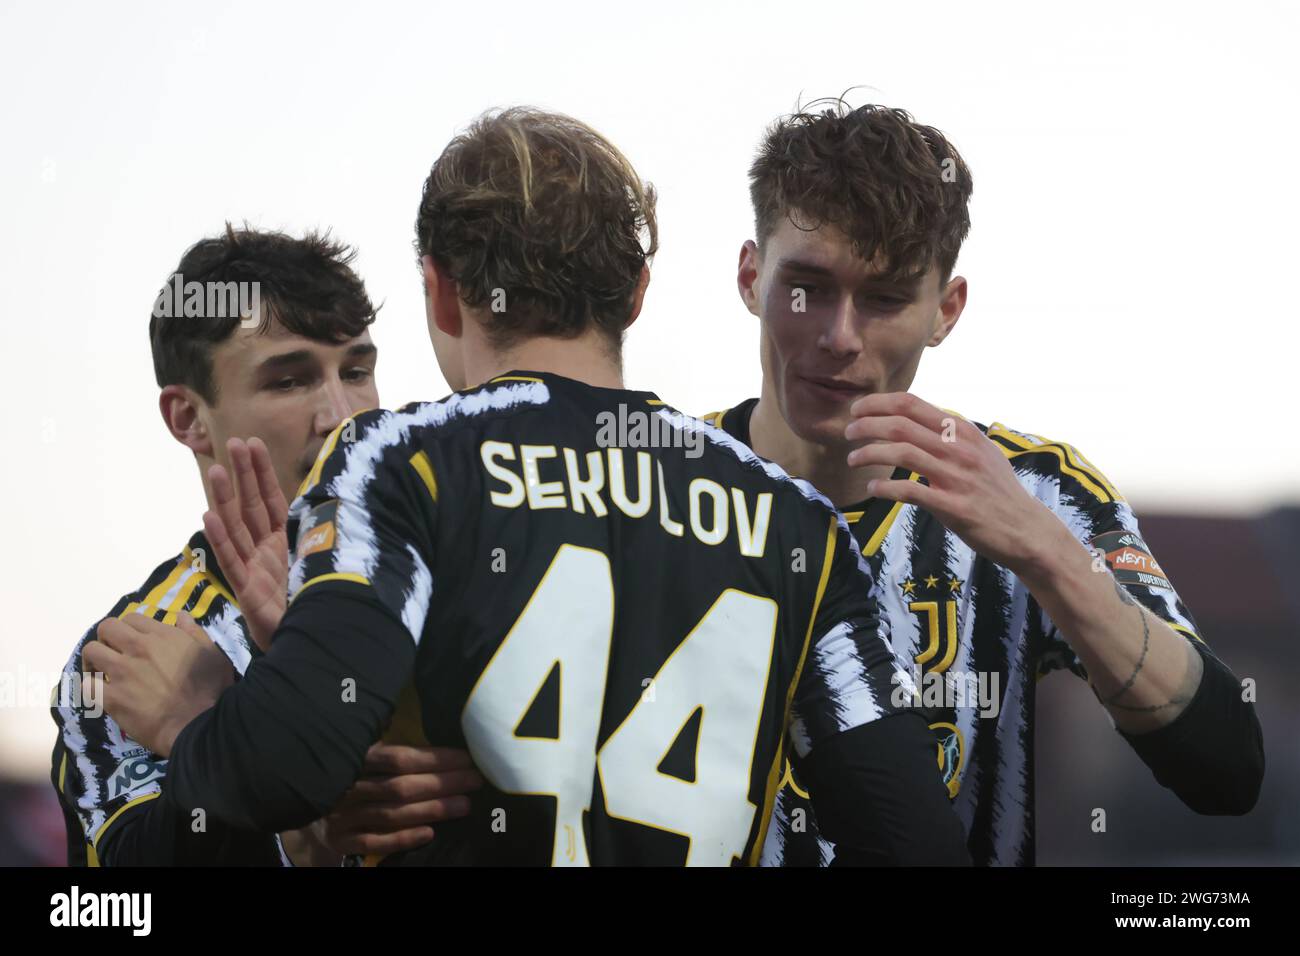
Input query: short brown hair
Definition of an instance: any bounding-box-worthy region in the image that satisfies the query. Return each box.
[150,224,378,403]
[749,99,973,285]
[414,107,657,351]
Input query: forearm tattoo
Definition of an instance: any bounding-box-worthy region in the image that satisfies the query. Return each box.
[1102,579,1195,713]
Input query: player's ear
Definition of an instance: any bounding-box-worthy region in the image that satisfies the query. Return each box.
[737,240,761,317]
[160,385,213,457]
[422,254,463,339]
[623,264,651,330]
[928,274,968,347]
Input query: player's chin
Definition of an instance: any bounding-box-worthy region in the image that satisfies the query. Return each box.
[787,405,855,450]
[788,383,862,444]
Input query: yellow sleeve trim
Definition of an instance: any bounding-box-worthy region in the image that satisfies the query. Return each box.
[92,791,162,851]
[409,450,439,504]
[57,753,68,795]
[1169,622,1204,645]
[747,515,839,866]
[292,572,371,603]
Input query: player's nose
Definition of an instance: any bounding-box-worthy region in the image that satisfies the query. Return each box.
[817,295,864,358]
[314,378,353,436]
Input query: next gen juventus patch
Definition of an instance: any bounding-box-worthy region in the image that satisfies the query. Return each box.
[1091,529,1172,590]
[298,500,339,558]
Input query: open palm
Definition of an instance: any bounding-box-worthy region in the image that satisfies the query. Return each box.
[203,437,290,653]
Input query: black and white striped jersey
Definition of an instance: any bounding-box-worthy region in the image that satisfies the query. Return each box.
[708,398,1206,867]
[285,372,913,866]
[49,532,288,866]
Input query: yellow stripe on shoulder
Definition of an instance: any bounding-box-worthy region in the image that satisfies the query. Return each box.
[697,409,728,430]
[409,450,438,504]
[987,425,1122,504]
[182,583,223,622]
[1022,430,1123,501]
[163,570,237,623]
[490,375,543,384]
[159,566,206,621]
[136,560,189,614]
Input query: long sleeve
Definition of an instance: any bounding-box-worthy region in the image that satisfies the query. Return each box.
[163,585,415,833]
[800,710,971,866]
[1117,639,1264,814]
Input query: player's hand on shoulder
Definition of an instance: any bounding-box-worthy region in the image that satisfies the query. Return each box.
[84,611,234,757]
[844,391,1064,572]
[314,744,485,857]
[203,436,290,653]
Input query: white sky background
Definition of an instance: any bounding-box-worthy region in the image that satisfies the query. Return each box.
[1,0,1297,776]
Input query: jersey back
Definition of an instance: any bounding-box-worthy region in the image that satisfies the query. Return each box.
[288,373,904,866]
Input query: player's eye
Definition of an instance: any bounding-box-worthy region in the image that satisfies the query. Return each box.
[270,377,300,392]
[343,367,373,383]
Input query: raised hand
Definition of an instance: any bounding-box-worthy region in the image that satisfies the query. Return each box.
[844,392,1062,573]
[203,437,291,653]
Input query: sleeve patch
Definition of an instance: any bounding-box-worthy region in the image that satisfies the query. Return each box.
[298,500,339,558]
[107,748,167,801]
[1091,529,1171,590]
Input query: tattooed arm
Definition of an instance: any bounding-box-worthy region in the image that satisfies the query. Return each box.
[839,397,1262,812]
[1018,521,1203,734]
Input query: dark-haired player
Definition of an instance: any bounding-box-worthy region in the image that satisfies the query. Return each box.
[52,226,482,865]
[90,109,970,866]
[705,101,1264,865]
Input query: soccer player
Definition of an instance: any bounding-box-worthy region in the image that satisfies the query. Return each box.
[52,226,482,865]
[705,101,1265,865]
[89,108,971,866]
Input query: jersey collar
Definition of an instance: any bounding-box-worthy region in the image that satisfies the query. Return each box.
[716,397,915,554]
[488,369,664,407]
